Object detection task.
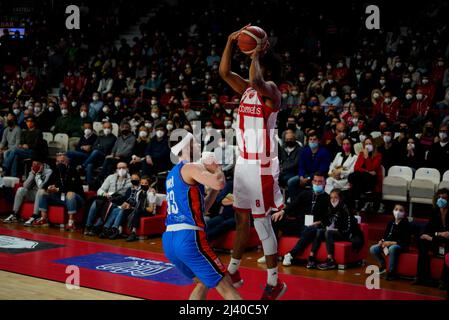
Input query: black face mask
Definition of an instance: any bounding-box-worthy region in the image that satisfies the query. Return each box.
[57,163,67,175]
[121,130,130,136]
[141,185,150,191]
[285,141,296,148]
[287,123,296,130]
[131,180,140,186]
[7,120,14,127]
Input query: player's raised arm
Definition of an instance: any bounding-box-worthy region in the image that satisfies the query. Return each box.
[249,49,281,108]
[219,26,250,95]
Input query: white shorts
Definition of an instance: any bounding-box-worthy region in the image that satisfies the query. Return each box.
[233,156,284,217]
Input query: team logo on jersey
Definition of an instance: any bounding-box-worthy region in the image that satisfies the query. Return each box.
[0,235,64,254]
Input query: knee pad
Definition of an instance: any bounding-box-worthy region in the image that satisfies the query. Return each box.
[254,216,277,256]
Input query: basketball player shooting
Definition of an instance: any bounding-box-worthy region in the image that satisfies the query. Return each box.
[219,25,287,300]
[162,132,242,300]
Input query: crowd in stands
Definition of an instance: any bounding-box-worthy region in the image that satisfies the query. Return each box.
[0,0,448,292]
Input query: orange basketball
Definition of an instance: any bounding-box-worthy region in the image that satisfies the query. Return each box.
[237,26,268,55]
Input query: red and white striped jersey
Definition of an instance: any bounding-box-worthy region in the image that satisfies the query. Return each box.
[236,87,279,161]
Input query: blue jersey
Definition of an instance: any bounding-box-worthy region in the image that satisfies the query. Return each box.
[165,161,206,228]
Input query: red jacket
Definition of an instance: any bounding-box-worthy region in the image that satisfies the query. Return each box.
[354,152,383,193]
[411,98,430,117]
[372,98,400,123]
[417,84,436,103]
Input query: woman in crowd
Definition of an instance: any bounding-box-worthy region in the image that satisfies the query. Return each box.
[325,138,357,194]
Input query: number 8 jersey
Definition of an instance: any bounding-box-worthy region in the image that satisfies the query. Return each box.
[165,160,206,228]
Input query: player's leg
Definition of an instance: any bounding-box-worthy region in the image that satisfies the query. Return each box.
[189,278,209,300]
[215,274,243,300]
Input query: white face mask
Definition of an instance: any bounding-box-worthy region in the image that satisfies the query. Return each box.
[156,130,164,138]
[384,97,391,104]
[117,168,127,177]
[393,210,405,219]
[224,120,232,128]
[61,109,68,115]
[71,101,77,107]
[34,107,41,114]
[151,100,157,105]
[103,128,111,135]
[13,109,20,115]
[114,101,120,107]
[416,93,423,100]
[282,93,288,99]
[210,99,217,104]
[166,124,173,131]
[331,200,339,208]
[102,107,109,113]
[350,93,357,99]
[139,131,148,138]
[145,122,153,129]
[80,111,87,118]
[373,93,380,99]
[330,91,337,97]
[93,96,99,101]
[405,94,413,100]
[48,107,54,112]
[407,143,415,150]
[379,80,386,85]
[84,128,92,136]
[366,144,373,152]
[403,78,411,83]
[151,112,159,119]
[383,135,392,144]
[292,90,298,96]
[422,79,429,84]
[439,132,448,140]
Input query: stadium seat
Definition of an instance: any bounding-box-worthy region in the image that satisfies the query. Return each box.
[127,200,168,238]
[112,123,119,136]
[409,168,440,216]
[277,223,369,269]
[387,248,444,279]
[211,227,261,251]
[370,131,381,139]
[42,132,54,144]
[53,133,69,152]
[382,166,414,202]
[438,170,449,190]
[93,122,103,134]
[68,137,80,151]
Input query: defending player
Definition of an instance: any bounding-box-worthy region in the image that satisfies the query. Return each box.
[162,132,242,300]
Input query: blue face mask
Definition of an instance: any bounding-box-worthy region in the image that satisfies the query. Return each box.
[312,184,324,194]
[436,197,448,208]
[309,142,319,149]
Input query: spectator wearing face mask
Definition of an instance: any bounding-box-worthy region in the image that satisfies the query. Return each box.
[317,189,364,270]
[66,122,97,168]
[427,124,449,176]
[214,135,236,179]
[160,84,175,107]
[282,115,305,145]
[372,91,400,126]
[88,92,104,120]
[377,128,400,173]
[410,89,431,127]
[129,126,150,174]
[81,121,117,188]
[95,103,116,123]
[287,131,331,198]
[97,72,114,96]
[182,98,198,122]
[39,101,60,132]
[321,87,343,113]
[279,129,302,189]
[347,136,383,210]
[0,113,21,165]
[3,116,45,177]
[143,125,171,177]
[271,173,330,267]
[417,121,436,154]
[399,137,425,170]
[84,162,132,236]
[78,104,93,125]
[2,155,52,224]
[370,204,411,281]
[325,138,357,194]
[413,188,449,289]
[417,75,436,104]
[100,122,136,179]
[34,153,84,231]
[53,102,80,136]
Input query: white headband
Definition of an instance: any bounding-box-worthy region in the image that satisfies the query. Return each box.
[171,132,194,156]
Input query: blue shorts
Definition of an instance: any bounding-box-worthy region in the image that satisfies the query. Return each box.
[162,229,225,289]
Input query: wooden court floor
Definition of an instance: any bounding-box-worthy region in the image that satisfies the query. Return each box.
[0,223,446,300]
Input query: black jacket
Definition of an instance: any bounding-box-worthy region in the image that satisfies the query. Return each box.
[47,165,84,197]
[383,218,412,249]
[423,208,449,236]
[324,203,359,238]
[284,190,330,225]
[279,143,301,175]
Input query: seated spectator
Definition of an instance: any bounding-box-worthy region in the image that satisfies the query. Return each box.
[34,153,84,230]
[417,121,436,154]
[84,162,132,235]
[66,122,97,168]
[129,126,151,174]
[99,121,136,179]
[399,137,425,170]
[2,155,52,224]
[282,115,305,144]
[322,86,343,113]
[271,173,329,267]
[279,129,302,188]
[378,127,400,173]
[206,182,236,242]
[81,121,117,188]
[317,189,363,270]
[370,203,411,281]
[0,113,21,165]
[3,116,45,177]
[347,136,383,211]
[409,88,431,128]
[427,124,449,176]
[326,122,347,158]
[53,102,80,137]
[413,188,449,289]
[213,134,236,179]
[287,131,331,199]
[325,138,357,194]
[88,92,104,121]
[99,172,145,240]
[143,124,171,177]
[125,176,157,242]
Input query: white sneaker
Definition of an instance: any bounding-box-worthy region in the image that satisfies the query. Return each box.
[257,256,266,264]
[282,253,293,266]
[24,217,36,226]
[3,214,18,223]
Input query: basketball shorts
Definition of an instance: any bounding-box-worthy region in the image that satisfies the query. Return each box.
[233,156,284,217]
[162,229,226,289]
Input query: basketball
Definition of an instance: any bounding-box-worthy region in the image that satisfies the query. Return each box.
[237,26,268,55]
